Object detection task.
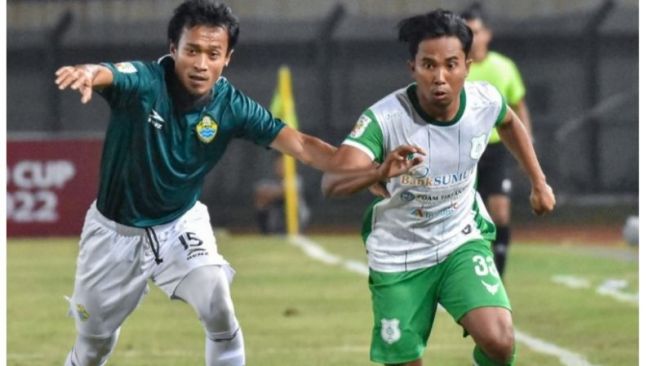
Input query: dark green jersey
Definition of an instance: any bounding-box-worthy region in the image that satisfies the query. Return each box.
[96,56,285,227]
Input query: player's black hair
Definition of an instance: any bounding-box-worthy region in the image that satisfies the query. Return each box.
[460,2,489,26]
[168,0,240,50]
[398,9,473,60]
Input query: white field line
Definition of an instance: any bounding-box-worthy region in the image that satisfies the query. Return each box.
[551,275,639,306]
[595,279,639,305]
[288,235,598,366]
[513,330,598,366]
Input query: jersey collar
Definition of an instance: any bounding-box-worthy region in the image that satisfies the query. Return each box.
[407,84,466,126]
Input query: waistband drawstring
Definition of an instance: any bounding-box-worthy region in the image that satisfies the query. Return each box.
[145,227,164,265]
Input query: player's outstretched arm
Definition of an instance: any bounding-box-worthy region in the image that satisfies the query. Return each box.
[54,64,113,104]
[270,127,338,171]
[498,108,555,215]
[321,145,424,198]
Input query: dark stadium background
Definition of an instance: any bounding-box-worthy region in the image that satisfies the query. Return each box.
[7,0,638,235]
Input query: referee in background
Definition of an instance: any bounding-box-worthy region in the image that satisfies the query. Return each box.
[462,3,533,277]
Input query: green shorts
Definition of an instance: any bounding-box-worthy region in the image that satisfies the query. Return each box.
[368,239,511,364]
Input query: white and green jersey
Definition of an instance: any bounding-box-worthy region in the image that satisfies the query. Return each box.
[344,82,507,273]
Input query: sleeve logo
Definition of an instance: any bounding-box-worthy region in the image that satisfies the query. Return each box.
[195,116,219,143]
[115,62,137,74]
[349,114,372,139]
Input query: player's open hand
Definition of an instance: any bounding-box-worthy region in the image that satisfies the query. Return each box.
[530,182,555,216]
[378,145,425,180]
[55,66,95,104]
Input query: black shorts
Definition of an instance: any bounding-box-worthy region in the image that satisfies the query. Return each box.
[477,143,512,199]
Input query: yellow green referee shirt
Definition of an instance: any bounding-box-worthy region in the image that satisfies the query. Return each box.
[467,51,526,144]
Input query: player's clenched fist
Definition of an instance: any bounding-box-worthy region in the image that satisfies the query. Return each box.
[530,182,555,216]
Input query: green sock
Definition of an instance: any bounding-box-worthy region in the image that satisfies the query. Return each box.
[472,344,516,366]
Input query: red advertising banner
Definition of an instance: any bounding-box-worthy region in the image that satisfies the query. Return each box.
[7,138,104,237]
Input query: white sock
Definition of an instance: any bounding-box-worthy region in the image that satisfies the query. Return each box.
[205,328,245,366]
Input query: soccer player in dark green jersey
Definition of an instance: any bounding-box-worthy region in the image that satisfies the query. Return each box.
[55,1,422,365]
[462,3,534,278]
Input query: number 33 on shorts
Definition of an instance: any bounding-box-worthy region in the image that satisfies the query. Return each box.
[472,255,501,295]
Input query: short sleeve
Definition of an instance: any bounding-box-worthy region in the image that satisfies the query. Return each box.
[495,93,508,127]
[343,109,384,162]
[231,88,285,147]
[97,61,150,108]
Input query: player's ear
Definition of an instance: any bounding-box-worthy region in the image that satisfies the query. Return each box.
[169,42,178,59]
[225,49,234,67]
[407,60,415,72]
[465,57,472,75]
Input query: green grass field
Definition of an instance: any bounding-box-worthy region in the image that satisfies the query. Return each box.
[8,234,638,365]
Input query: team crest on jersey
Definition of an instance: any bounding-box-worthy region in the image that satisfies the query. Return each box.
[195,116,219,143]
[470,134,487,159]
[115,62,137,74]
[76,303,90,321]
[381,318,401,344]
[349,114,372,138]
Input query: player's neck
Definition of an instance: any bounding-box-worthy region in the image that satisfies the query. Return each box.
[417,91,461,122]
[169,76,213,113]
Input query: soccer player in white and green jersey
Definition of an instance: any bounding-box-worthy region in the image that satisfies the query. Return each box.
[462,3,534,277]
[322,9,555,366]
[54,1,422,365]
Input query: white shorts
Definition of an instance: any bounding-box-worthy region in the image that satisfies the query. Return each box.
[68,201,232,337]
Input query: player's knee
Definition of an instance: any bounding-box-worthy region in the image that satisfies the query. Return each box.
[194,274,238,335]
[479,325,514,363]
[70,332,118,366]
[199,293,237,334]
[177,266,239,335]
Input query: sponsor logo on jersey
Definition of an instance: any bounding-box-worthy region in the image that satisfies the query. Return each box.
[349,114,372,139]
[399,169,473,187]
[115,62,137,74]
[381,318,401,344]
[148,109,165,129]
[195,116,219,143]
[481,280,500,295]
[470,134,487,159]
[400,191,451,204]
[408,164,430,178]
[400,191,415,202]
[411,206,455,219]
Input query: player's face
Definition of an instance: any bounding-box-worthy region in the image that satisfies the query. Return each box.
[409,36,470,110]
[170,25,233,97]
[465,19,492,61]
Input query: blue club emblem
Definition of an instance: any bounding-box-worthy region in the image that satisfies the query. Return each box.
[195,116,219,143]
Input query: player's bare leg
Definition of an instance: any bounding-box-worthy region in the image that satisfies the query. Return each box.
[461,307,515,365]
[175,265,244,366]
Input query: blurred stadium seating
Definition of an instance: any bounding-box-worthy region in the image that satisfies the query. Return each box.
[7,0,638,233]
